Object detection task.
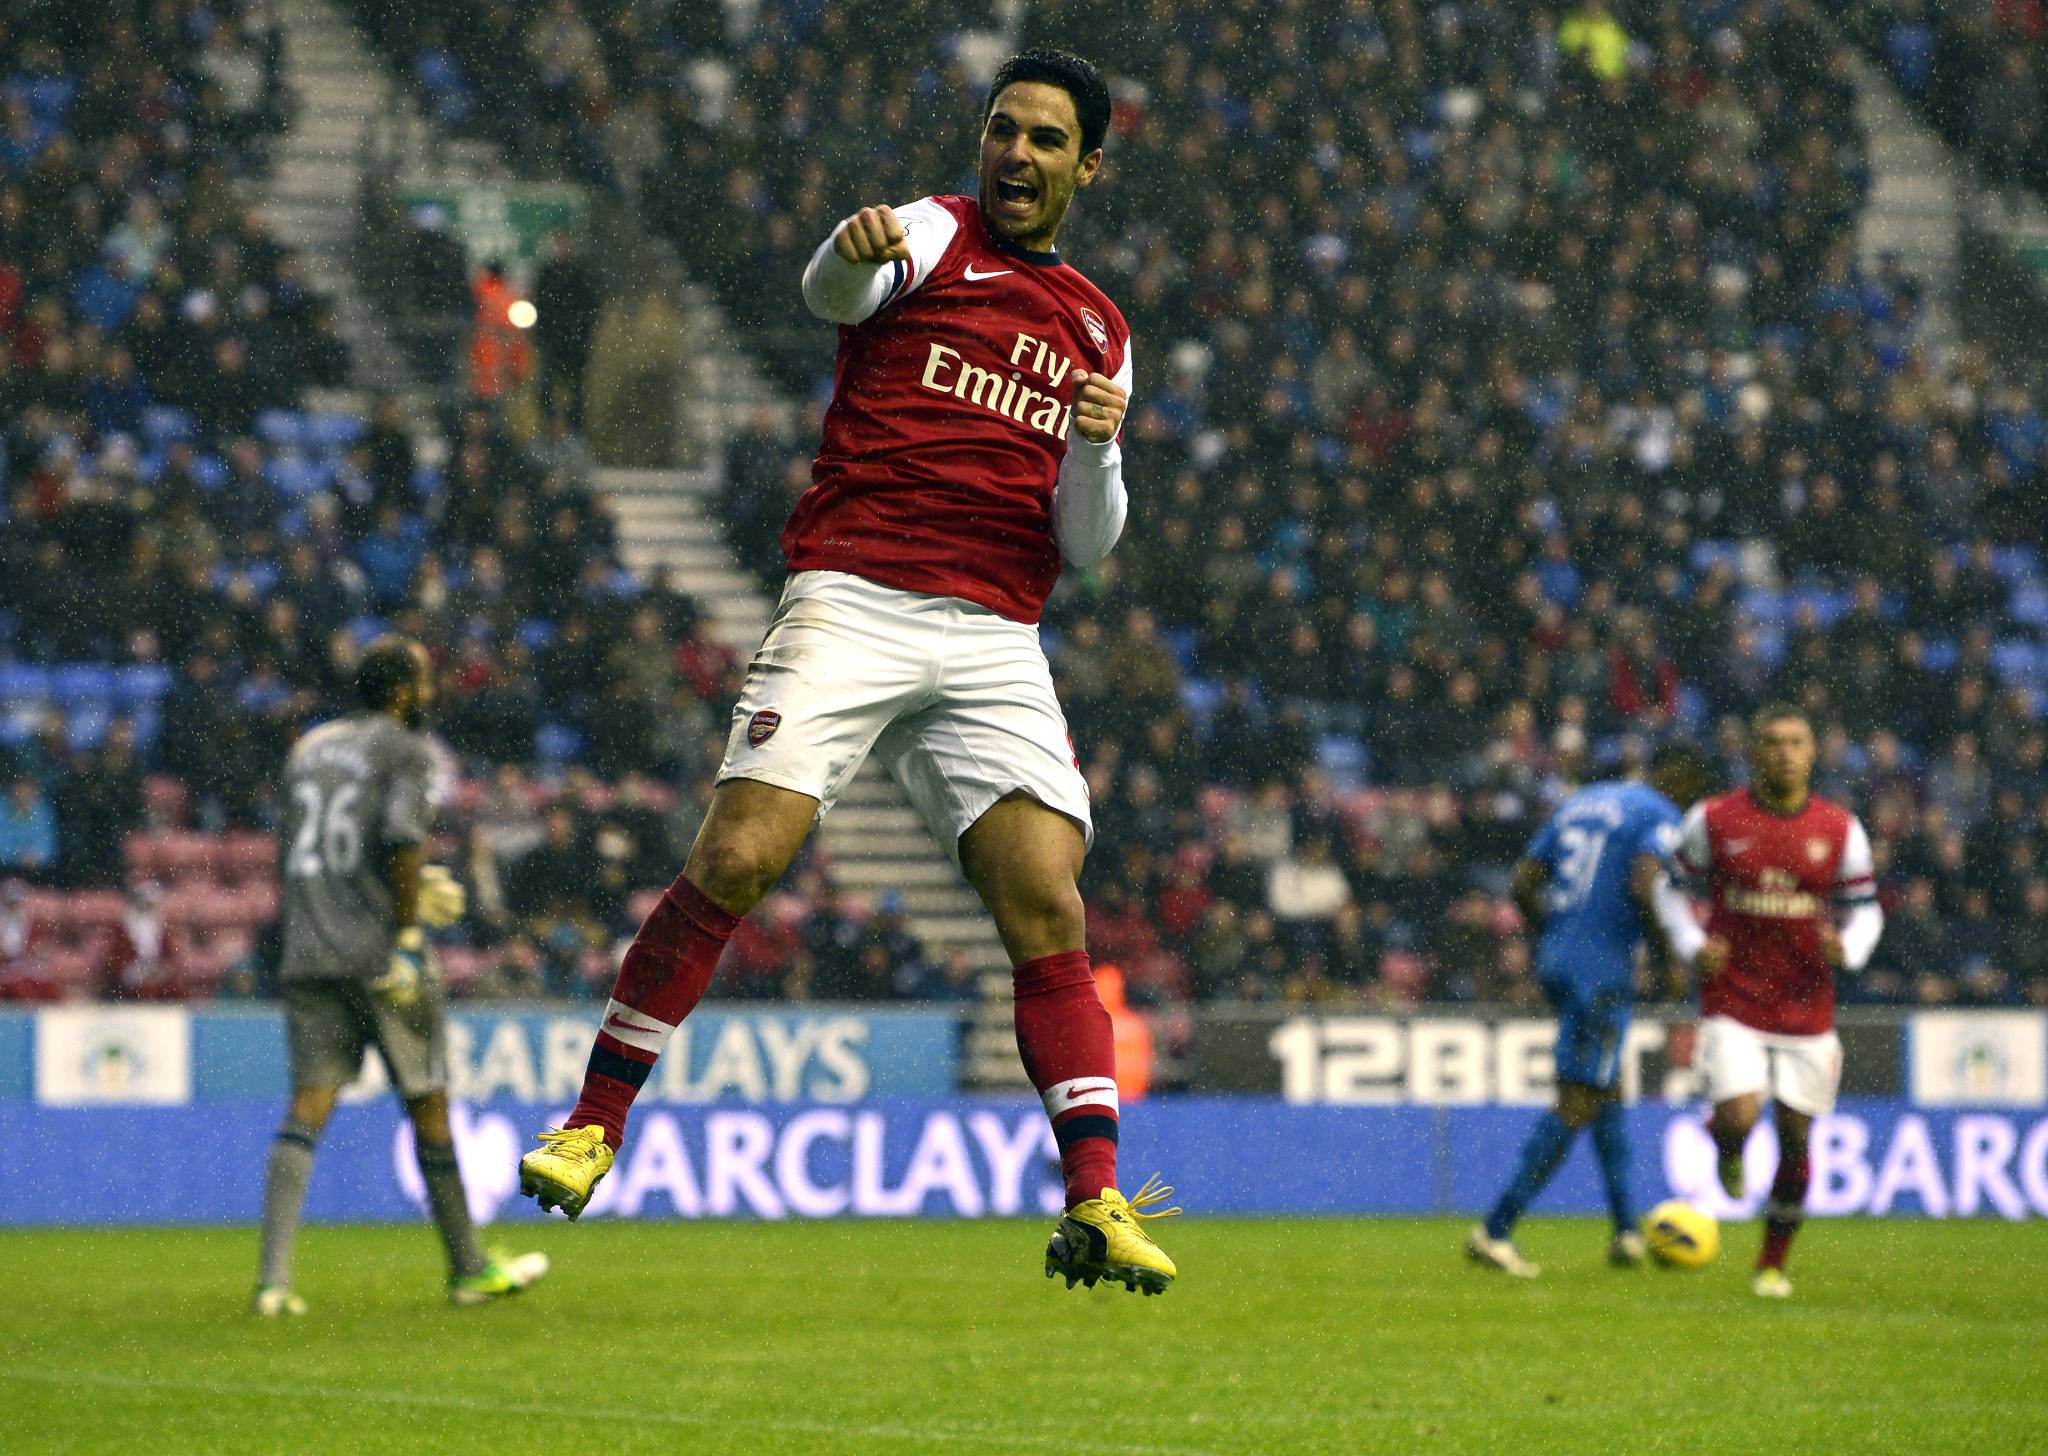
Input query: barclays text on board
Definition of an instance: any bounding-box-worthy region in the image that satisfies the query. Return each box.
[5,1097,2043,1226]
[11,1005,960,1106]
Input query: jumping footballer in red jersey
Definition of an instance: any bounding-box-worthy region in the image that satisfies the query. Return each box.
[519,49,1179,1294]
[1662,705,1884,1297]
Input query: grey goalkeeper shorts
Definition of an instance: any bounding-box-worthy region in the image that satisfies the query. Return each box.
[283,977,448,1100]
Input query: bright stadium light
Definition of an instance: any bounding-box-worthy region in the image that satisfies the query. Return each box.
[508,300,537,329]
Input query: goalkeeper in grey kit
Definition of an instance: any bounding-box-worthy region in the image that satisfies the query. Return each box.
[253,636,548,1314]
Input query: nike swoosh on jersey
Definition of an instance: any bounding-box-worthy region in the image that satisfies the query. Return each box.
[963,266,1013,280]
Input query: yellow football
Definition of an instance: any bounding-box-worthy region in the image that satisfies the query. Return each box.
[1645,1199,1720,1269]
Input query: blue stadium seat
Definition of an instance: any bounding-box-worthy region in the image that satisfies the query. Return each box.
[1994,546,2043,584]
[305,413,367,451]
[115,664,173,706]
[2009,585,2048,630]
[255,410,307,449]
[64,703,112,751]
[1992,640,2042,682]
[1179,675,1223,722]
[189,455,229,491]
[130,704,162,751]
[346,616,387,647]
[0,664,51,700]
[518,619,557,653]
[1315,733,1370,790]
[1162,627,1200,673]
[535,723,584,762]
[1687,540,1743,577]
[1736,589,1789,627]
[1921,639,1960,672]
[264,454,331,498]
[141,406,197,444]
[51,664,116,705]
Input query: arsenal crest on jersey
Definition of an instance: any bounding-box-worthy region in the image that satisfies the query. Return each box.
[1079,306,1109,352]
[747,709,782,747]
[1806,836,1830,864]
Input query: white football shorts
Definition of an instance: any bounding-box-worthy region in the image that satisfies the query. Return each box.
[716,570,1091,864]
[1696,1014,1843,1118]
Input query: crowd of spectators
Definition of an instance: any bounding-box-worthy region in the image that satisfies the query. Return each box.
[8,1,2048,1014]
[1850,0,2048,212]
[695,0,2048,1011]
[0,1,951,1001]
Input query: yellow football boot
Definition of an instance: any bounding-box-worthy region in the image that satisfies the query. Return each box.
[518,1125,614,1219]
[1045,1173,1180,1296]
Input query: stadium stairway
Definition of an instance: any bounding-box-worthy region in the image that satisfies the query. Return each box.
[592,467,1025,1086]
[251,0,466,437]
[1848,51,1960,352]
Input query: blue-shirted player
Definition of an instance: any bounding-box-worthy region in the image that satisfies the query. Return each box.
[1467,742,1712,1277]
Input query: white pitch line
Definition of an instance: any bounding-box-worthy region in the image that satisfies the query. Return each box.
[3,1367,1244,1456]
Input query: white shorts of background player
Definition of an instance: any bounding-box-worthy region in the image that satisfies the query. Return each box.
[716,570,1092,866]
[1696,1013,1844,1119]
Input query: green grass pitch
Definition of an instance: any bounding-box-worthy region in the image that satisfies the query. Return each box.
[3,1217,2043,1455]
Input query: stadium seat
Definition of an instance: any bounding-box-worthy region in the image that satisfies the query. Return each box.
[114,663,173,706]
[254,409,307,449]
[52,664,117,705]
[141,406,197,444]
[535,723,584,762]
[217,834,278,882]
[305,412,368,450]
[63,704,112,751]
[0,664,51,700]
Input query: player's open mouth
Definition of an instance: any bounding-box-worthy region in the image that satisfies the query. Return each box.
[994,177,1038,215]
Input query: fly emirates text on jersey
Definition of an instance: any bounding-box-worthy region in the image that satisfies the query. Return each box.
[920,331,1082,441]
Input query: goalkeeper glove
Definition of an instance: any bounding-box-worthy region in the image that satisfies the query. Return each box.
[419,864,467,928]
[371,927,431,1008]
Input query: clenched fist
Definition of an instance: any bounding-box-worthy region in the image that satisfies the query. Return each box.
[1071,370,1127,445]
[833,205,910,265]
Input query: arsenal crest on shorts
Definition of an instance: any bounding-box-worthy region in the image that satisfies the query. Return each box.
[747,709,781,747]
[1079,306,1109,352]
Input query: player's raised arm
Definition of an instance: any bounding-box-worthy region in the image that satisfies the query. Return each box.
[802,197,960,325]
[1052,345,1132,566]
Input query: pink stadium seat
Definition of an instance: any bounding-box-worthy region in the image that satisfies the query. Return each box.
[218,834,278,882]
[625,888,663,925]
[61,891,127,930]
[1378,950,1428,1005]
[436,946,490,994]
[154,832,219,883]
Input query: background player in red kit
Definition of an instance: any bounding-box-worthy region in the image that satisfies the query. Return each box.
[519,49,1179,1294]
[1664,705,1884,1297]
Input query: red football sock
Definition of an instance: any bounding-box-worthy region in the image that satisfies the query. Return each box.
[1757,1150,1811,1271]
[568,875,738,1148]
[1012,950,1119,1208]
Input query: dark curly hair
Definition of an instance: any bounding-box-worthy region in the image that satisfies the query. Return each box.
[983,48,1111,156]
[355,635,424,712]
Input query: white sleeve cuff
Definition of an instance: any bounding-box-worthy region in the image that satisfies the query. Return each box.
[801,234,897,324]
[1652,872,1706,965]
[1052,434,1126,567]
[1839,900,1884,972]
